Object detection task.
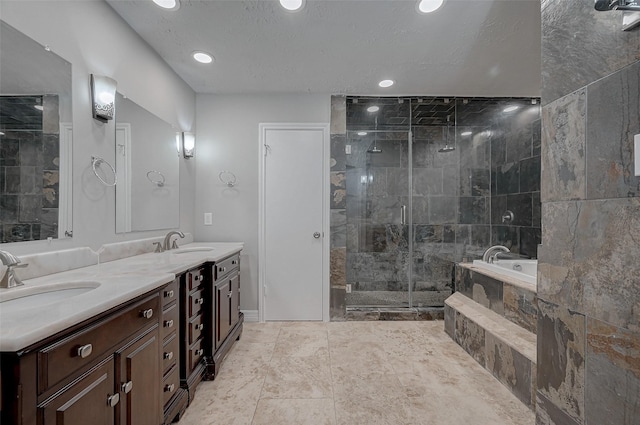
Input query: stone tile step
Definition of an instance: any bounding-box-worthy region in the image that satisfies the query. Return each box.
[445,292,537,409]
[455,264,538,335]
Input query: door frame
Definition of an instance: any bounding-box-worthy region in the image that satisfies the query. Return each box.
[258,123,330,322]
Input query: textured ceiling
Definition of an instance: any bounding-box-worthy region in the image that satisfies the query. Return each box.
[106,0,541,96]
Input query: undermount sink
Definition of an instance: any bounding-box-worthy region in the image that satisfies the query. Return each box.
[0,281,101,313]
[171,247,215,254]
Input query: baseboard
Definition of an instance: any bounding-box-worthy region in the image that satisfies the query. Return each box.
[241,310,259,322]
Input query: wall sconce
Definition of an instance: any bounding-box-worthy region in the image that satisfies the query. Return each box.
[175,132,182,155]
[90,74,117,122]
[182,132,195,159]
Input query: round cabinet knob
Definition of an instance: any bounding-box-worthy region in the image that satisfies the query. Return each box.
[197,298,204,305]
[164,351,174,360]
[107,393,120,407]
[164,383,175,393]
[227,291,233,299]
[77,344,93,359]
[164,290,174,298]
[141,308,153,319]
[313,232,321,239]
[164,320,174,328]
[196,324,204,331]
[196,349,204,356]
[121,381,133,394]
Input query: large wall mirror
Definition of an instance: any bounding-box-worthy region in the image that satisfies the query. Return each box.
[115,93,180,233]
[0,20,73,243]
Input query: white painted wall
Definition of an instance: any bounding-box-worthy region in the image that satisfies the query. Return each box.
[195,94,331,311]
[0,1,196,254]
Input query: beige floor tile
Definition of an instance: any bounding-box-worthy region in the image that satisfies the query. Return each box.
[273,326,329,357]
[178,321,534,425]
[409,394,532,425]
[241,322,283,343]
[262,354,333,399]
[251,398,336,425]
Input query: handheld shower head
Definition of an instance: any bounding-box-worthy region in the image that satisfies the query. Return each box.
[438,145,455,153]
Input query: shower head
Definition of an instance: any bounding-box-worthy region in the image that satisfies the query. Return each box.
[367,146,383,153]
[438,145,455,153]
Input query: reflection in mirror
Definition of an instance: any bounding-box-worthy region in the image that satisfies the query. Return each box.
[0,20,73,243]
[115,93,179,233]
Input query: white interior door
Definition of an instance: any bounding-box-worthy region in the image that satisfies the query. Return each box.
[261,125,328,321]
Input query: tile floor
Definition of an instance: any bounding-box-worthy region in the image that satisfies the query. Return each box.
[178,321,534,425]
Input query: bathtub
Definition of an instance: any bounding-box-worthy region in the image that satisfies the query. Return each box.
[472,259,537,285]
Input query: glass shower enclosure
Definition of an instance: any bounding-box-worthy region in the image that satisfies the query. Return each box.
[345,97,461,309]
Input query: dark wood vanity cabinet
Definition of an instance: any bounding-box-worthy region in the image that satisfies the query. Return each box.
[1,251,244,425]
[209,253,243,378]
[178,266,208,404]
[1,288,165,425]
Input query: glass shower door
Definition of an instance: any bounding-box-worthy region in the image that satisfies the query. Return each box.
[345,128,412,307]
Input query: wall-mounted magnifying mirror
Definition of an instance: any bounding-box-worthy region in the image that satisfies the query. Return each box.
[0,20,73,243]
[115,92,179,233]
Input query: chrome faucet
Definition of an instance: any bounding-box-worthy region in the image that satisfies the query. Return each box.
[0,250,28,288]
[163,231,185,251]
[481,245,510,263]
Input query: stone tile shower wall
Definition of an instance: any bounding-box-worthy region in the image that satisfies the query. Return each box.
[457,99,542,258]
[329,96,542,318]
[0,95,60,242]
[537,1,640,424]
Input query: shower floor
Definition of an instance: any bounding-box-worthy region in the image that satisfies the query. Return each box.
[346,290,451,308]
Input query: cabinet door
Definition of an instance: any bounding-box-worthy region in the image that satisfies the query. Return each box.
[230,273,240,330]
[216,280,231,348]
[39,356,116,425]
[116,327,161,425]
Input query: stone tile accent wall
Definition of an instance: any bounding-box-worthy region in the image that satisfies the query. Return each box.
[539,1,640,423]
[0,95,60,242]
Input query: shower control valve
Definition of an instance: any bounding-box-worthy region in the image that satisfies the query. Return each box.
[501,210,514,224]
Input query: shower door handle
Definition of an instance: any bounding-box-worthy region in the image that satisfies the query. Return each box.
[400,205,407,225]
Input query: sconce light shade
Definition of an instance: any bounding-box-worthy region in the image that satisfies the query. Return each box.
[91,74,117,122]
[176,132,182,155]
[182,132,195,158]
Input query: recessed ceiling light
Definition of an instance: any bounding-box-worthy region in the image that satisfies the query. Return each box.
[34,105,44,111]
[279,0,305,12]
[152,0,180,10]
[357,131,368,136]
[378,79,394,88]
[416,0,444,14]
[193,51,214,64]
[461,131,472,136]
[367,106,380,113]
[503,105,519,113]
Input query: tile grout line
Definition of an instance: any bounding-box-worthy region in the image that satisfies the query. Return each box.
[249,325,281,425]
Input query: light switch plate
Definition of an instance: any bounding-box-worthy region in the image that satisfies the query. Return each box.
[345,144,352,155]
[204,212,213,225]
[634,134,640,177]
[346,284,352,293]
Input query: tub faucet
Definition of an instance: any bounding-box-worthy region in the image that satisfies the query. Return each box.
[482,245,510,263]
[0,250,28,288]
[163,231,185,251]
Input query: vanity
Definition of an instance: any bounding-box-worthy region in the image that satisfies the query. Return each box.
[0,242,243,425]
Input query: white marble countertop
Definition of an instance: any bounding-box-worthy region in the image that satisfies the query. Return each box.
[0,242,243,352]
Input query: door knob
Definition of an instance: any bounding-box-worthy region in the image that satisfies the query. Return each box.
[313,232,321,239]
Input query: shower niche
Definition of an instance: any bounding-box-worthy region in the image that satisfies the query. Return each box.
[337,96,541,314]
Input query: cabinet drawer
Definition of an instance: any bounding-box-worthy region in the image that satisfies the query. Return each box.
[162,279,179,307]
[187,268,206,291]
[162,365,180,407]
[38,293,160,394]
[189,289,205,318]
[162,332,179,376]
[161,302,179,342]
[188,315,205,345]
[188,339,205,373]
[214,254,239,281]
